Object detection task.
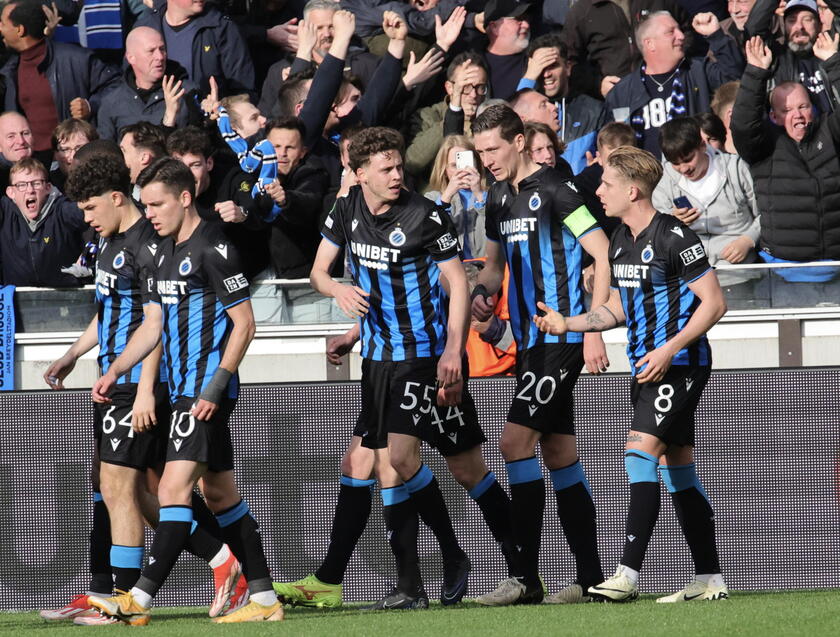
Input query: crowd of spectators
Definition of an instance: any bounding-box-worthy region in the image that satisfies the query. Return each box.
[1,0,839,308]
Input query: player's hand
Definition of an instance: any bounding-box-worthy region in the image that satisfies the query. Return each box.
[745,35,772,69]
[583,331,610,375]
[44,354,76,389]
[69,97,91,120]
[92,371,118,404]
[673,206,701,225]
[435,6,466,52]
[333,282,370,318]
[582,263,595,294]
[471,290,494,322]
[436,349,462,389]
[215,200,248,223]
[326,329,359,365]
[131,391,158,433]
[525,47,560,81]
[634,344,675,384]
[720,235,754,264]
[191,398,219,421]
[533,301,568,335]
[691,12,720,37]
[436,377,463,406]
[600,75,620,97]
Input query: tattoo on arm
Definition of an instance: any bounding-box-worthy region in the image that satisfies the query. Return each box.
[627,433,643,443]
[584,304,619,331]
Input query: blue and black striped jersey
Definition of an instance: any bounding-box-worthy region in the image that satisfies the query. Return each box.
[609,212,713,372]
[95,217,160,384]
[486,165,600,351]
[321,186,461,362]
[148,221,250,401]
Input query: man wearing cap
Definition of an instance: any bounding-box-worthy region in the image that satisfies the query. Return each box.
[746,0,839,112]
[477,0,532,99]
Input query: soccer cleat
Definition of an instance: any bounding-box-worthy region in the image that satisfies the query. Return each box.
[441,554,471,605]
[364,588,430,610]
[212,599,284,623]
[88,590,151,626]
[657,578,730,603]
[703,578,730,601]
[544,583,591,604]
[224,574,250,615]
[39,594,95,620]
[209,552,242,617]
[272,574,343,608]
[72,610,121,625]
[475,577,544,606]
[588,567,639,603]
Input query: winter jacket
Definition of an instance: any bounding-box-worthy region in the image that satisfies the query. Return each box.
[731,58,840,261]
[652,147,761,285]
[136,4,255,98]
[339,0,474,38]
[406,100,472,186]
[0,39,119,120]
[0,188,87,287]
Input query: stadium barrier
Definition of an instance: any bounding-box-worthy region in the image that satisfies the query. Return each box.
[3,369,839,609]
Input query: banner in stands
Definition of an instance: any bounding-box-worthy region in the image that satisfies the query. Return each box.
[0,286,14,391]
[1,369,838,609]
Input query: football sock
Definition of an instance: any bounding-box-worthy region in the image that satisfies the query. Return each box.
[316,476,375,585]
[550,461,603,588]
[110,545,143,592]
[621,451,661,572]
[468,471,519,576]
[134,505,193,599]
[190,492,222,539]
[381,486,422,595]
[659,464,721,575]
[405,465,465,564]
[216,500,273,594]
[505,457,544,585]
[89,492,113,595]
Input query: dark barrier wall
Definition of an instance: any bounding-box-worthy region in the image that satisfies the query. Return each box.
[2,369,839,609]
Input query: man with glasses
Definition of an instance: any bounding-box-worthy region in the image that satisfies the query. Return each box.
[0,157,88,286]
[50,119,99,191]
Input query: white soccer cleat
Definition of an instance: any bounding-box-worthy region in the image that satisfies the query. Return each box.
[588,567,639,603]
[544,583,590,604]
[475,577,526,606]
[657,577,730,603]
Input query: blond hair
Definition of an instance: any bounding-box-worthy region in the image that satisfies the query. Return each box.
[605,146,663,198]
[219,94,253,130]
[428,135,486,194]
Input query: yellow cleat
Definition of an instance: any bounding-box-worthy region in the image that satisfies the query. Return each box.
[88,590,151,626]
[212,599,284,623]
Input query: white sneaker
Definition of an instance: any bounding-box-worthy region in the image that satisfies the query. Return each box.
[475,578,526,606]
[588,567,639,602]
[657,577,729,603]
[544,583,590,604]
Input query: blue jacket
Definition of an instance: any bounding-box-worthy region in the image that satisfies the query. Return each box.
[136,4,255,98]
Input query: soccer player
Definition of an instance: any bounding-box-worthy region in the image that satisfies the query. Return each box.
[308,126,496,609]
[42,155,246,624]
[470,104,611,605]
[87,158,280,623]
[533,145,729,602]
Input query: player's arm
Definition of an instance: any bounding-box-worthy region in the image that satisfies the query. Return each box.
[327,323,361,365]
[44,314,99,389]
[310,237,370,318]
[471,239,505,321]
[578,228,612,374]
[92,303,163,404]
[634,270,726,384]
[534,288,626,335]
[437,256,470,406]
[131,338,163,433]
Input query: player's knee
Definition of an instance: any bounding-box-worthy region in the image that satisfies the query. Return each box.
[624,450,659,483]
[499,434,530,462]
[659,463,710,501]
[446,450,486,490]
[388,449,420,480]
[156,481,193,507]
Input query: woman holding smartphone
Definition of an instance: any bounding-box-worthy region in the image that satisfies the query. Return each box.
[425,135,489,259]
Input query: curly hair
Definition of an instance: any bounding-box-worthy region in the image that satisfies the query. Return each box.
[65,155,132,203]
[348,127,404,172]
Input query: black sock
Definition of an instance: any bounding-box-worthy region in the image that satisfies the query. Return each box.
[404,465,464,564]
[89,492,112,595]
[110,545,143,592]
[315,476,375,585]
[505,457,544,584]
[135,506,193,597]
[190,492,222,539]
[216,500,272,594]
[550,462,603,588]
[184,493,224,562]
[381,486,422,595]
[660,464,720,575]
[468,472,519,577]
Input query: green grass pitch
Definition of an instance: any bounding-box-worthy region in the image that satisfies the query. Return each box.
[4,590,840,636]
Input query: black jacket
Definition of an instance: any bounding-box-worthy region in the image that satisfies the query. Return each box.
[0,39,119,120]
[731,58,840,261]
[0,189,87,287]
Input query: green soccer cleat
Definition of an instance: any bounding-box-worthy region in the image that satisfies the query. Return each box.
[273,574,343,608]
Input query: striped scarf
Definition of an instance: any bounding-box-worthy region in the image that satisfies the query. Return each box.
[630,62,686,140]
[54,1,123,50]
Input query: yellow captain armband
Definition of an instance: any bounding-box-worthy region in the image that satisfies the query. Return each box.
[564,205,599,238]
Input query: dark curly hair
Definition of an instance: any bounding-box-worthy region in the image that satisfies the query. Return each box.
[65,155,132,203]
[348,127,404,172]
[137,156,196,199]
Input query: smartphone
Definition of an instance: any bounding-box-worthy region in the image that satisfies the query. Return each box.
[673,195,692,209]
[455,151,475,170]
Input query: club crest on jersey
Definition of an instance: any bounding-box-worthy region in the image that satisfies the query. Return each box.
[528,192,542,211]
[179,257,193,276]
[389,228,406,247]
[641,245,654,263]
[112,250,126,269]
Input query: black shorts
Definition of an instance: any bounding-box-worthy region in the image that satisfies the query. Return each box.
[630,365,711,447]
[354,357,486,457]
[507,343,584,434]
[166,396,236,472]
[95,383,170,470]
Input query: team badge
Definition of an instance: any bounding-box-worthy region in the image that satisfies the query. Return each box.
[179,257,193,276]
[389,228,406,247]
[641,245,654,263]
[528,192,542,211]
[112,251,125,269]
